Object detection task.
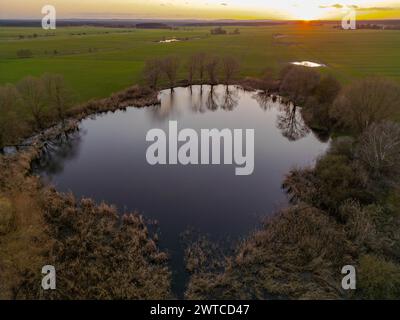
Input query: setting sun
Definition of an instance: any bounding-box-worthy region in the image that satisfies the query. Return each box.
[277,3,326,20]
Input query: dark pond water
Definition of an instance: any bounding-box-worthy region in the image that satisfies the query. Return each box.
[36,85,329,294]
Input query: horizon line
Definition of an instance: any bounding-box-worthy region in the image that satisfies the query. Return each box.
[1,17,400,22]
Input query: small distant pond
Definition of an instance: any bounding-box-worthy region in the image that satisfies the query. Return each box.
[34,85,329,293]
[159,38,180,43]
[291,61,326,68]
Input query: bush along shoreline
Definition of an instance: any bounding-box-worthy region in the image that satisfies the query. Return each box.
[1,59,400,299]
[1,81,160,153]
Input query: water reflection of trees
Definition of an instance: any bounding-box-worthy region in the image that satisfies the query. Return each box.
[254,92,311,141]
[206,85,219,111]
[277,103,310,141]
[253,92,277,111]
[33,130,83,175]
[148,89,177,121]
[148,85,240,118]
[204,85,239,112]
[189,85,240,112]
[221,86,239,111]
[191,85,204,113]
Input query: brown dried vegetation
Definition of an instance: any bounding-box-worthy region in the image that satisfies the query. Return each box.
[0,150,171,299]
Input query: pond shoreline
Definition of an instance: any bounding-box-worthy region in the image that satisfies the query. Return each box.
[0,82,335,299]
[1,80,283,160]
[31,84,329,298]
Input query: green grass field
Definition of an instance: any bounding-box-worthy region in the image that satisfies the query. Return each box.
[1,25,400,102]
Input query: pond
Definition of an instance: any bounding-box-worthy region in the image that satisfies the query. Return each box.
[159,38,180,43]
[291,61,326,68]
[35,85,329,294]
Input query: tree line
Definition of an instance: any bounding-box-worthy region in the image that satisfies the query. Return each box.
[276,64,400,135]
[143,53,240,89]
[0,74,72,148]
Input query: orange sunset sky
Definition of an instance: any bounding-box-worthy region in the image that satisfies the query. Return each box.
[1,0,400,20]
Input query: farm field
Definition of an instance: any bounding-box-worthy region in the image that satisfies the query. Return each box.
[0,24,400,102]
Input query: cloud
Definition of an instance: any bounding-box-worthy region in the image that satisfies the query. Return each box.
[319,4,344,9]
[319,4,398,12]
[357,7,398,11]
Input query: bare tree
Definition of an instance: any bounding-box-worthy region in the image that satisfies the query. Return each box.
[315,74,341,104]
[221,56,240,85]
[282,167,317,204]
[331,77,400,133]
[41,73,72,126]
[0,85,21,147]
[143,58,162,89]
[17,76,47,130]
[194,52,207,84]
[161,56,180,90]
[187,55,197,86]
[259,68,278,93]
[357,121,400,180]
[279,66,320,103]
[205,56,219,85]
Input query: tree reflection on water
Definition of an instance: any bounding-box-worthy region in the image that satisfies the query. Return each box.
[221,85,239,111]
[33,129,84,176]
[253,92,310,141]
[34,85,318,182]
[277,103,310,141]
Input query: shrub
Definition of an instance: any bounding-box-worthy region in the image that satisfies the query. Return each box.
[15,191,172,299]
[339,200,377,249]
[284,151,373,216]
[279,66,320,104]
[314,75,341,105]
[210,27,227,35]
[16,49,33,59]
[357,121,400,183]
[185,205,350,299]
[302,75,341,131]
[0,84,23,148]
[302,97,332,131]
[258,68,280,93]
[358,254,400,299]
[329,137,355,159]
[283,167,319,204]
[0,197,14,235]
[279,63,295,79]
[17,76,48,130]
[314,154,373,212]
[331,77,400,133]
